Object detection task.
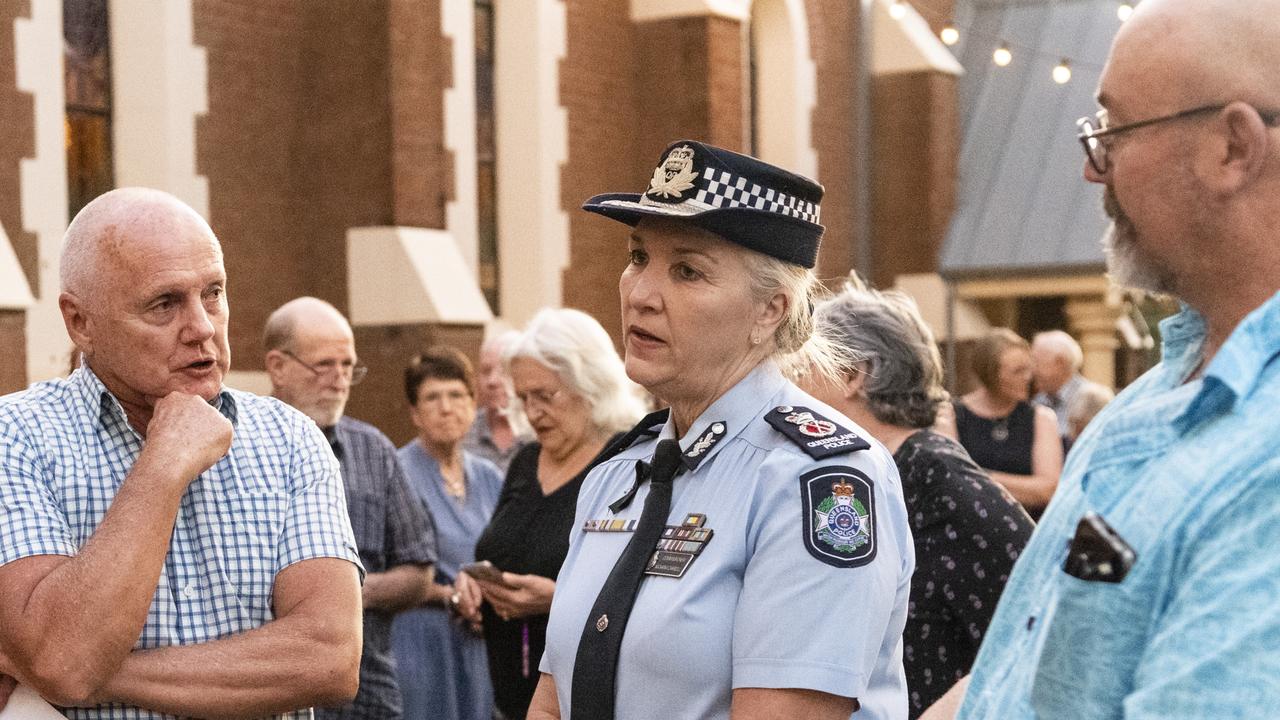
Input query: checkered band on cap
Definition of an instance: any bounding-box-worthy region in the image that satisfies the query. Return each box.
[636,166,821,224]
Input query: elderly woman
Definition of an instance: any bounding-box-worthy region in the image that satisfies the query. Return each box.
[951,329,1063,518]
[464,308,647,720]
[391,347,504,720]
[805,280,1034,719]
[527,141,914,720]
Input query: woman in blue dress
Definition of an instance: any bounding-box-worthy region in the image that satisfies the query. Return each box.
[392,346,504,720]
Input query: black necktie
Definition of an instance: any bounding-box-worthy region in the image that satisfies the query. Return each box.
[571,439,683,720]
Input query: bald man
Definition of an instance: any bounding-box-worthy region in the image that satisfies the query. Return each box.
[1030,330,1105,437]
[923,1,1280,718]
[0,188,363,718]
[264,298,438,720]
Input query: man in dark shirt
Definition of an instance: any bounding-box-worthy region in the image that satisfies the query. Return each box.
[265,297,437,720]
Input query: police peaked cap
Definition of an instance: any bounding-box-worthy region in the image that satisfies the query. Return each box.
[582,140,825,268]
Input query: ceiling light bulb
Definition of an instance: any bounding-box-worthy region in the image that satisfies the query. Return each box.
[890,1,907,20]
[1117,3,1134,21]
[993,44,1012,67]
[1053,59,1072,84]
[940,24,960,46]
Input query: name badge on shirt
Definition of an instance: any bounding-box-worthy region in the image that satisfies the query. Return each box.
[645,513,713,578]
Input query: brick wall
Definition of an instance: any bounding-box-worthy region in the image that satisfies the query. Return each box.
[0,311,27,394]
[806,0,859,285]
[194,0,401,368]
[387,0,451,228]
[560,0,643,347]
[871,70,958,287]
[1,0,37,298]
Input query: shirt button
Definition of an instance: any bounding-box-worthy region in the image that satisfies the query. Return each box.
[596,614,609,632]
[182,582,198,599]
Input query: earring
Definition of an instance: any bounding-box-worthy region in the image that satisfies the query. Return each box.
[750,331,761,346]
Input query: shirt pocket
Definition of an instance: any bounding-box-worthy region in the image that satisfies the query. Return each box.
[1030,570,1148,720]
[220,491,289,620]
[349,487,386,572]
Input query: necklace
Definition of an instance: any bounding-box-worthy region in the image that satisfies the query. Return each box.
[990,416,1010,442]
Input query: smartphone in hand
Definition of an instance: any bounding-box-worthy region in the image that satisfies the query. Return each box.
[461,560,515,587]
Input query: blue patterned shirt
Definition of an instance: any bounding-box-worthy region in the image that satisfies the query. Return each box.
[959,291,1280,719]
[0,366,363,719]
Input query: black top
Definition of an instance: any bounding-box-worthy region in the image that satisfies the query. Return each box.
[473,437,620,719]
[893,430,1034,718]
[953,400,1035,476]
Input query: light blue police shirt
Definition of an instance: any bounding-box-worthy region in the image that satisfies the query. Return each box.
[542,363,914,719]
[959,292,1280,719]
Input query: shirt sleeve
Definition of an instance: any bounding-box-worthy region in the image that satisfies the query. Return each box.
[277,415,364,580]
[0,407,77,565]
[1122,471,1280,719]
[732,448,911,699]
[383,441,438,568]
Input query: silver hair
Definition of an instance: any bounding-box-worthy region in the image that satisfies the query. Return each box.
[738,250,857,384]
[504,307,647,434]
[814,276,948,429]
[1032,329,1084,371]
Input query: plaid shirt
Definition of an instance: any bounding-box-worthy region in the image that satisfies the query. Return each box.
[0,366,363,720]
[314,417,437,720]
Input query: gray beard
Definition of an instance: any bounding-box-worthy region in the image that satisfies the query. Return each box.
[1102,192,1174,295]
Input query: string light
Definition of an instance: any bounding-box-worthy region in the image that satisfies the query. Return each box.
[1052,59,1072,84]
[940,23,960,46]
[1117,3,1134,21]
[993,43,1012,67]
[890,0,907,20]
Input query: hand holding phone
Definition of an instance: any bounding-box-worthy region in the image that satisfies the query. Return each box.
[461,560,515,587]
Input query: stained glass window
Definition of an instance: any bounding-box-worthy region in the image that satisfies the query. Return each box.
[64,0,114,220]
[475,0,499,313]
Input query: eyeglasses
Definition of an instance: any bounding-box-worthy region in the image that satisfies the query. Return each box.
[282,349,368,385]
[1076,103,1280,174]
[515,388,562,413]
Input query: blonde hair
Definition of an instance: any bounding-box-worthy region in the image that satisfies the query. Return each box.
[739,250,856,384]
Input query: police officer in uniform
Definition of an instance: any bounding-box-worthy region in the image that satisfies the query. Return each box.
[527,140,914,720]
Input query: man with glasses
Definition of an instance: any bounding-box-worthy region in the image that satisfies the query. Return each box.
[264,297,438,720]
[0,189,364,718]
[924,0,1280,718]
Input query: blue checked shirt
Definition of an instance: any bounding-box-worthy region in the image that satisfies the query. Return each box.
[959,292,1280,719]
[0,366,363,720]
[314,417,437,720]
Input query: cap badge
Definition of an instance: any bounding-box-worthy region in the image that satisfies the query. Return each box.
[647,144,699,199]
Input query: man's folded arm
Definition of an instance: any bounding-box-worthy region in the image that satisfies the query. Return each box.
[0,450,193,706]
[94,557,362,719]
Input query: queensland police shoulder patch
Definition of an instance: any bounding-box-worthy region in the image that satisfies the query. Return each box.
[799,465,876,568]
[764,405,871,459]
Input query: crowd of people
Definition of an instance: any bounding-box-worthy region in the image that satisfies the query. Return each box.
[1,0,1278,717]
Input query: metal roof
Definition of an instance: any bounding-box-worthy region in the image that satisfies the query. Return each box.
[939,0,1120,279]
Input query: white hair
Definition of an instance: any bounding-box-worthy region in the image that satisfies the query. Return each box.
[505,307,647,434]
[1032,329,1084,371]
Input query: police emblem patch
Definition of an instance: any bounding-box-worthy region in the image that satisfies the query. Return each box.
[799,466,876,568]
[646,144,700,201]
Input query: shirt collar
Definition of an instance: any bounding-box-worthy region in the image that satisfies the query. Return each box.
[658,362,788,470]
[71,363,239,431]
[1171,290,1280,433]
